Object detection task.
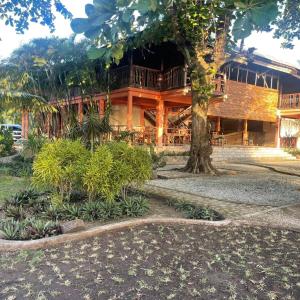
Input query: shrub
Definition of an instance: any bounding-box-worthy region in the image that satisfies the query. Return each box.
[120,196,149,217]
[23,218,61,240]
[107,142,152,199]
[5,205,26,221]
[32,139,90,202]
[82,201,104,221]
[185,207,224,221]
[3,189,40,208]
[23,133,47,158]
[0,218,61,240]
[168,199,224,221]
[83,142,152,202]
[0,129,14,156]
[0,155,33,177]
[0,219,22,240]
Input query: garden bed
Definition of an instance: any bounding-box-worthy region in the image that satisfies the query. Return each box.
[0,188,223,241]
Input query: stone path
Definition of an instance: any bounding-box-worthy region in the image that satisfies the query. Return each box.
[153,166,300,206]
[143,184,273,219]
[144,161,300,231]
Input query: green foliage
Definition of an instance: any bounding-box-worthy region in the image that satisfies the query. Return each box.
[71,0,281,65]
[0,219,22,240]
[84,142,152,201]
[0,0,71,34]
[149,145,166,170]
[0,155,33,177]
[120,196,149,217]
[0,128,14,156]
[3,189,39,208]
[23,133,47,158]
[169,199,224,221]
[32,140,90,200]
[0,218,60,240]
[5,205,26,221]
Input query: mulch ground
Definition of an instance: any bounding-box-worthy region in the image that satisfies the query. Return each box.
[0,224,299,300]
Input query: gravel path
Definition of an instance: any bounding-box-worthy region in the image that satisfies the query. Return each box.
[152,165,300,206]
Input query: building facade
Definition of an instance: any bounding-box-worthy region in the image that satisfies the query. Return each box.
[22,43,300,150]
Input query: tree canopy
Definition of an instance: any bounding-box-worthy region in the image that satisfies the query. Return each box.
[0,0,71,33]
[71,0,283,174]
[0,37,107,105]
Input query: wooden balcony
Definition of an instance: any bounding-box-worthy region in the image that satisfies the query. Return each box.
[279,93,300,109]
[109,65,225,94]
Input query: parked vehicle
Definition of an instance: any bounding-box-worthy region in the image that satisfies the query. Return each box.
[0,124,22,141]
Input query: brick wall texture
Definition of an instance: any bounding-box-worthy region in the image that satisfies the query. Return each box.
[208,80,279,122]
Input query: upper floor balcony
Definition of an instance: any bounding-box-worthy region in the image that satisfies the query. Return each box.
[279,93,300,110]
[109,64,225,96]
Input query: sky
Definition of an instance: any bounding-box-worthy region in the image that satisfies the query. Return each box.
[0,0,300,68]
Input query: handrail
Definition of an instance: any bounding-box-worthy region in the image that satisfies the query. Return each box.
[109,64,226,93]
[280,93,300,109]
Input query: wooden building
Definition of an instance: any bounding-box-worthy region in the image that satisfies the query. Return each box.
[22,43,300,150]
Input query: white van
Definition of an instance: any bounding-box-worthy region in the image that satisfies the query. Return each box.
[0,124,22,141]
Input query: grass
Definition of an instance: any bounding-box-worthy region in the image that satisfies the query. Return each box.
[0,175,30,203]
[0,224,299,299]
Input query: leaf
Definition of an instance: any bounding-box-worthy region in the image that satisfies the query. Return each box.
[87,47,106,60]
[90,12,114,26]
[251,3,278,27]
[232,12,253,40]
[84,26,102,39]
[70,18,91,33]
[93,0,115,13]
[85,4,97,17]
[122,9,133,23]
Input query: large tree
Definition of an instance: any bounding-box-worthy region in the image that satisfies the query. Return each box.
[71,0,280,174]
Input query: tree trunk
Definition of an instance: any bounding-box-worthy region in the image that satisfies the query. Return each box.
[183,15,230,174]
[183,58,216,174]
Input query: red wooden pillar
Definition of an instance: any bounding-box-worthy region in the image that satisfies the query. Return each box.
[243,119,248,145]
[127,92,133,130]
[275,116,281,148]
[140,107,145,127]
[156,99,164,146]
[98,97,105,118]
[21,109,29,139]
[46,112,51,138]
[78,102,83,124]
[216,116,221,133]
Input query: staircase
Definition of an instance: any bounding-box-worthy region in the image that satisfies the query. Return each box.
[163,146,296,165]
[212,147,296,162]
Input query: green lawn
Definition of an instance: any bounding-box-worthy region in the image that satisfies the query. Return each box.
[0,175,30,203]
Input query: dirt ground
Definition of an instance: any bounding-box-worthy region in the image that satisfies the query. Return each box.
[0,224,299,300]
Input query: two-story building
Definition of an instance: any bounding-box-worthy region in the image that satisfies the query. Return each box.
[22,43,300,150]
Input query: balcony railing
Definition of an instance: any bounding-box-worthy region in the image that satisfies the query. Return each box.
[109,64,225,94]
[280,93,300,109]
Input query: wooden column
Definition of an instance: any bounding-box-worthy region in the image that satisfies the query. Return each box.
[164,107,169,135]
[156,99,164,146]
[21,109,29,139]
[243,119,248,145]
[275,116,281,148]
[46,113,51,138]
[127,92,133,130]
[98,97,105,118]
[78,102,83,124]
[216,116,221,133]
[140,107,145,127]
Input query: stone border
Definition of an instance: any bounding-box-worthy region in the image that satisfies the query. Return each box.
[0,218,231,251]
[1,217,299,252]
